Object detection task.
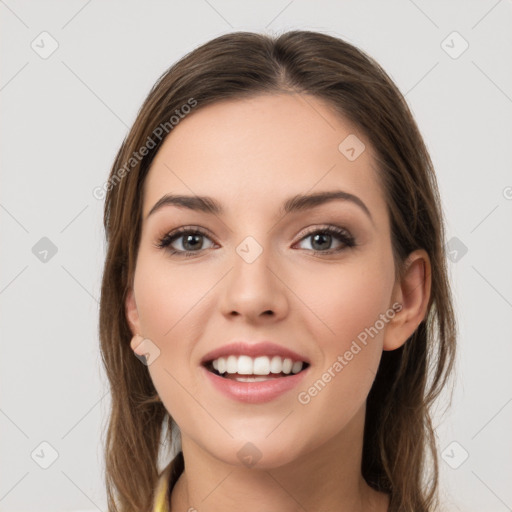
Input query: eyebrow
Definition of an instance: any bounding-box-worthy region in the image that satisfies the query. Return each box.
[146,190,373,224]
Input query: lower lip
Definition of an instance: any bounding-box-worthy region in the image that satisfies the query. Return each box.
[201,365,309,404]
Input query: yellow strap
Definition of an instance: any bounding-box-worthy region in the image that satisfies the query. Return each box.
[152,465,171,512]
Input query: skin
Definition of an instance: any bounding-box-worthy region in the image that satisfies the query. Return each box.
[125,93,431,512]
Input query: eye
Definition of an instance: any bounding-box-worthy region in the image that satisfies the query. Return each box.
[295,226,355,254]
[156,227,216,257]
[155,224,356,258]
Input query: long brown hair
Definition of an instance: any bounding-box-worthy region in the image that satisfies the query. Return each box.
[99,30,456,511]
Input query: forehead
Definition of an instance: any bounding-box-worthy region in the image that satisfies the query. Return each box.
[142,93,387,223]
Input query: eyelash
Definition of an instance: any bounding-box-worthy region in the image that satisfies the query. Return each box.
[155,225,356,258]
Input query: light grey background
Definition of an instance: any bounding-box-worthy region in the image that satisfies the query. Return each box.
[1,1,511,511]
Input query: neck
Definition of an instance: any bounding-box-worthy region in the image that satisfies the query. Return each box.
[170,405,389,512]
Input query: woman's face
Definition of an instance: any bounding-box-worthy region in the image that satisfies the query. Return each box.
[126,93,403,468]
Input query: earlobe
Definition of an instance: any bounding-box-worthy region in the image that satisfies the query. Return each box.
[383,249,432,351]
[130,333,145,354]
[125,287,141,337]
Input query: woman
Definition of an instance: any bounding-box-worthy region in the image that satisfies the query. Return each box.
[99,30,456,512]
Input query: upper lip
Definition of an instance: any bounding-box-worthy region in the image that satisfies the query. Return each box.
[200,341,310,366]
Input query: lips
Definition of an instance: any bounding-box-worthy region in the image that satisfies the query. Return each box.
[199,342,311,403]
[201,363,310,403]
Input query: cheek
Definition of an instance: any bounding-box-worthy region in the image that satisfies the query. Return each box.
[296,251,395,352]
[292,251,394,420]
[132,250,216,392]
[133,250,211,337]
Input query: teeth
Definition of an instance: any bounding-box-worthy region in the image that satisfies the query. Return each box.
[269,356,282,374]
[282,357,293,374]
[235,376,276,382]
[238,355,253,375]
[253,356,269,375]
[226,355,238,373]
[291,360,303,373]
[209,355,305,376]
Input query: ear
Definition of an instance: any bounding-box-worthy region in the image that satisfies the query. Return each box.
[383,249,432,351]
[125,287,141,338]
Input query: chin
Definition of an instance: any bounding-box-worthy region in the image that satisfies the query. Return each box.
[200,435,308,471]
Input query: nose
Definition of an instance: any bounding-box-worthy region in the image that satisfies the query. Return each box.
[219,241,289,323]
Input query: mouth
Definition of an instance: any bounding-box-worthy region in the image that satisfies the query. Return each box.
[202,355,311,382]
